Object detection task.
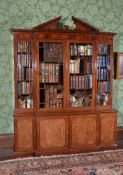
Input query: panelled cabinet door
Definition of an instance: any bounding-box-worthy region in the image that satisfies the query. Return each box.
[14,117,34,152]
[100,113,117,145]
[37,117,68,151]
[70,115,97,148]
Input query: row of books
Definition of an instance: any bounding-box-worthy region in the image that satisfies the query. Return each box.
[45,98,63,108]
[18,67,33,81]
[70,58,92,74]
[40,63,59,83]
[70,59,80,74]
[18,97,33,108]
[45,86,63,108]
[98,44,110,55]
[97,81,110,93]
[97,68,110,81]
[70,75,92,89]
[97,55,110,67]
[18,82,33,94]
[17,41,32,53]
[17,54,32,67]
[70,44,93,56]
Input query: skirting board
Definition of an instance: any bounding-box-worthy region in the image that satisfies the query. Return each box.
[117,126,123,139]
[0,127,123,149]
[0,134,14,148]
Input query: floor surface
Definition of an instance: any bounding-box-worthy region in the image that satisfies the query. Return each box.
[0,139,123,160]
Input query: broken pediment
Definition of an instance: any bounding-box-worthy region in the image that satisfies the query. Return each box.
[11,16,100,33]
[32,16,99,32]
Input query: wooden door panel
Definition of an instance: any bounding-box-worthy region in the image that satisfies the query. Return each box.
[100,113,117,145]
[37,117,68,150]
[15,117,33,151]
[70,115,97,148]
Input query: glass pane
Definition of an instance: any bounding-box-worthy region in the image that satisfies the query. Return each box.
[17,41,33,108]
[96,44,110,106]
[39,42,64,108]
[69,43,93,107]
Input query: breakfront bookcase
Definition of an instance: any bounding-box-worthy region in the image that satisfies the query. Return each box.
[11,16,117,157]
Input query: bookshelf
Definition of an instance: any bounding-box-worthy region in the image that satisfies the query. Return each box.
[96,44,110,106]
[11,16,117,157]
[69,43,93,107]
[39,42,64,108]
[17,41,33,108]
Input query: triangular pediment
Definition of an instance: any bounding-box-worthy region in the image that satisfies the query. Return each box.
[71,16,99,32]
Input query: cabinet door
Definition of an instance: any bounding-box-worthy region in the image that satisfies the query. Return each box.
[38,42,64,109]
[96,43,112,108]
[37,117,68,150]
[69,43,94,109]
[100,113,117,145]
[15,40,34,109]
[14,117,34,152]
[70,115,97,148]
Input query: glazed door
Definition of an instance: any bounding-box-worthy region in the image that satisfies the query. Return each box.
[15,40,34,109]
[68,42,95,109]
[96,42,113,108]
[38,42,65,108]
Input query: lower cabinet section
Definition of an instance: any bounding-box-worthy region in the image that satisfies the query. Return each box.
[37,117,68,151]
[100,113,117,146]
[14,117,34,154]
[14,110,117,156]
[70,115,97,148]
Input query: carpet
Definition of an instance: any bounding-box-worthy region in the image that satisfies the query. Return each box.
[0,150,123,175]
